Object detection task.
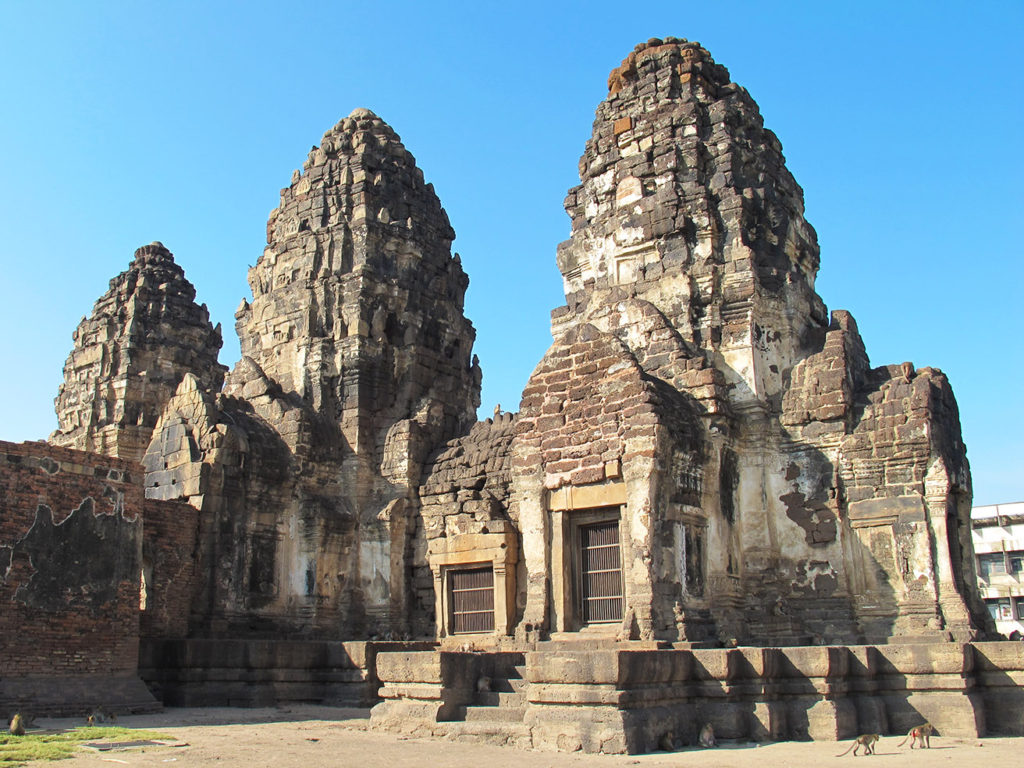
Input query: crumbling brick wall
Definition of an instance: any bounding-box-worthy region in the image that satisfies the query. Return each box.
[414,413,518,637]
[140,498,200,639]
[0,440,142,676]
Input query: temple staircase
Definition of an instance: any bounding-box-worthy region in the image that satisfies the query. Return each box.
[444,654,532,746]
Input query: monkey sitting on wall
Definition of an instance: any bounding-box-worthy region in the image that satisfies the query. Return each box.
[658,730,677,751]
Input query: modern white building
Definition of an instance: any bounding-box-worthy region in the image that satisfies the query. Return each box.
[971,501,1024,638]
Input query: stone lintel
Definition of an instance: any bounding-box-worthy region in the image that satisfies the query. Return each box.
[848,494,927,528]
[427,530,518,566]
[547,480,627,511]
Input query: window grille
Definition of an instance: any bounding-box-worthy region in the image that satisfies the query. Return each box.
[449,566,495,634]
[581,522,623,623]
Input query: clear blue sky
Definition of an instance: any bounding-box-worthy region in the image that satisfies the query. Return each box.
[0,1,1020,505]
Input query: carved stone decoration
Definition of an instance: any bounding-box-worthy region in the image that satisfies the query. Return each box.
[231,107,480,448]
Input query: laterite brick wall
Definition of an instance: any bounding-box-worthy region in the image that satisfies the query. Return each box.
[141,497,200,639]
[0,440,142,676]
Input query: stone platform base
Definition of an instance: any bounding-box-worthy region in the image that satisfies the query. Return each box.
[0,675,161,720]
[370,640,1024,754]
[139,638,433,708]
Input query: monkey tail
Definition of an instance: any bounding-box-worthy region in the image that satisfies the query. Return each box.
[836,741,857,757]
[896,732,911,747]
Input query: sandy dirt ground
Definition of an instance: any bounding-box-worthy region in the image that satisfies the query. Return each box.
[19,706,1023,768]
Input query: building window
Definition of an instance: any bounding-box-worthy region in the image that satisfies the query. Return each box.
[580,521,623,624]
[979,553,1007,578]
[1008,551,1024,575]
[448,566,495,634]
[987,598,1012,621]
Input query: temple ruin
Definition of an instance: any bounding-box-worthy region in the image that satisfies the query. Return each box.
[2,37,1020,751]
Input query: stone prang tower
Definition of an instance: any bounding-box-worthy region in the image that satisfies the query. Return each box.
[147,108,478,637]
[414,37,988,647]
[36,36,999,752]
[233,107,479,446]
[51,242,226,464]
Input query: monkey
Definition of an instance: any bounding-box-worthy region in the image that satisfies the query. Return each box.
[9,713,26,736]
[897,723,934,749]
[87,707,116,727]
[900,362,915,383]
[475,675,492,693]
[658,730,676,751]
[10,713,35,731]
[698,722,717,748]
[836,733,879,756]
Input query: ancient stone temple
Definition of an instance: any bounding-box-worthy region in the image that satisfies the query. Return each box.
[42,37,987,649]
[411,37,988,648]
[11,35,1019,752]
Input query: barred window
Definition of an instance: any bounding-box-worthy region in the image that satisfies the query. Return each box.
[580,521,623,624]
[449,566,495,634]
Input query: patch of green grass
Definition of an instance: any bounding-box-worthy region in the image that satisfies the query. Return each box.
[0,726,170,766]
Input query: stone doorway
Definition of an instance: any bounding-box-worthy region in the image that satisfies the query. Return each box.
[560,506,624,631]
[546,482,628,634]
[427,528,518,640]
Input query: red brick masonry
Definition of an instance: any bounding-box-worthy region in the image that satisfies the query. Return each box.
[0,440,142,676]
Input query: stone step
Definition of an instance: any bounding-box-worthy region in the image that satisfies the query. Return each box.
[442,720,533,748]
[478,676,523,693]
[747,636,816,647]
[539,635,667,650]
[486,653,527,680]
[462,705,526,723]
[485,675,527,693]
[474,690,526,708]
